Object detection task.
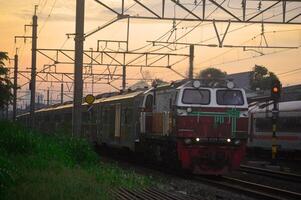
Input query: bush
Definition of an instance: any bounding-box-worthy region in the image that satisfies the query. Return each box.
[0,121,155,199]
[0,122,36,155]
[63,137,98,165]
[0,156,16,195]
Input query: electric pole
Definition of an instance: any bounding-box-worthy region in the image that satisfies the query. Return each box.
[30,5,38,128]
[61,83,64,104]
[47,89,50,106]
[73,0,85,137]
[13,51,18,121]
[122,54,126,90]
[189,44,194,79]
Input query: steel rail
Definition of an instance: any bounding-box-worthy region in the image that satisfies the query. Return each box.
[240,165,301,183]
[196,176,301,200]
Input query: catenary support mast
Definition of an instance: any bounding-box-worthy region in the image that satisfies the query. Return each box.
[13,52,18,121]
[73,0,85,137]
[189,45,194,79]
[30,6,38,128]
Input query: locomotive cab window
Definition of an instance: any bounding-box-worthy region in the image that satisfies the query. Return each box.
[182,89,210,105]
[216,90,244,106]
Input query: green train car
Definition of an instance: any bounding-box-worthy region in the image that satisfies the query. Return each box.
[18,79,249,175]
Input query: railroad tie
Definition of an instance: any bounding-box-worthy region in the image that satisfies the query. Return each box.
[113,187,200,200]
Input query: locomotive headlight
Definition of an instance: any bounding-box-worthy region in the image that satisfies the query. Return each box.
[196,137,200,142]
[226,138,231,143]
[187,107,192,113]
[184,138,192,144]
[192,80,201,88]
[226,81,235,89]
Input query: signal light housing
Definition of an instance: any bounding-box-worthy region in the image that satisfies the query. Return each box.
[270,80,281,100]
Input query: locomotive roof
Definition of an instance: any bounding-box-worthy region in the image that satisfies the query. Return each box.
[35,91,143,112]
[94,90,143,103]
[143,79,239,94]
[36,103,73,113]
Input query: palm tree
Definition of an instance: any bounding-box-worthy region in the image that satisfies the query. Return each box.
[0,52,9,65]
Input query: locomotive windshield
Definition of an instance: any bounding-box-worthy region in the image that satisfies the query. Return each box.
[216,90,244,106]
[182,89,210,105]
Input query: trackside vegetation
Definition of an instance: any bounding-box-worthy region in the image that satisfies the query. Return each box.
[0,121,154,200]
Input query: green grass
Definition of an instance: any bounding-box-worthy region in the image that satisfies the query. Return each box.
[0,121,155,200]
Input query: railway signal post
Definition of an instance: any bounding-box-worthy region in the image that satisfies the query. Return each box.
[270,80,281,164]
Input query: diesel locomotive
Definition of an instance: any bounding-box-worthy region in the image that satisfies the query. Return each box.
[18,79,249,175]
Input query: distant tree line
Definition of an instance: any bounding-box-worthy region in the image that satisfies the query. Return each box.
[196,65,280,91]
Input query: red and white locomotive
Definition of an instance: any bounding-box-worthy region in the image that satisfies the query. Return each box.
[18,79,249,175]
[138,79,249,174]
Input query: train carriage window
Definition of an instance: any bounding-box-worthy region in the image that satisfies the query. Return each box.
[255,118,272,132]
[102,107,109,124]
[145,94,153,111]
[279,117,301,133]
[182,89,210,105]
[256,116,301,133]
[217,90,244,106]
[122,107,132,124]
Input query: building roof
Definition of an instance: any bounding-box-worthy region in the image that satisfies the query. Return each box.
[227,71,252,90]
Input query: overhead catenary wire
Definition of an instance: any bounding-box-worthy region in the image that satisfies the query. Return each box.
[195,6,301,68]
[17,0,300,97]
[199,47,300,70]
[38,0,58,35]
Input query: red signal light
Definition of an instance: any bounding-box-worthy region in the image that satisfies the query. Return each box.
[272,87,279,93]
[270,80,281,100]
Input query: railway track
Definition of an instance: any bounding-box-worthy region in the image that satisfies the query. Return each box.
[239,165,301,183]
[114,187,197,200]
[98,149,301,200]
[196,176,301,200]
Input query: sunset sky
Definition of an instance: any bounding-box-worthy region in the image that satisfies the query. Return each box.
[0,0,300,105]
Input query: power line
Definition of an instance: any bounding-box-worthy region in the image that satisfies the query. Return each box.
[38,0,58,35]
[198,47,300,69]
[278,66,301,77]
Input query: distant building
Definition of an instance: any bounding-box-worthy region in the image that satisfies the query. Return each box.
[282,84,301,101]
[228,71,252,91]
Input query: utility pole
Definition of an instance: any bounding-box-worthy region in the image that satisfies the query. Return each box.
[61,83,64,104]
[47,89,50,106]
[122,54,126,90]
[30,5,38,128]
[13,50,18,121]
[73,0,85,137]
[122,65,126,91]
[189,44,194,79]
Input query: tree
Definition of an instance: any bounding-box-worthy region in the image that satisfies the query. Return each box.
[249,65,280,90]
[0,52,14,109]
[197,67,227,79]
[153,78,168,85]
